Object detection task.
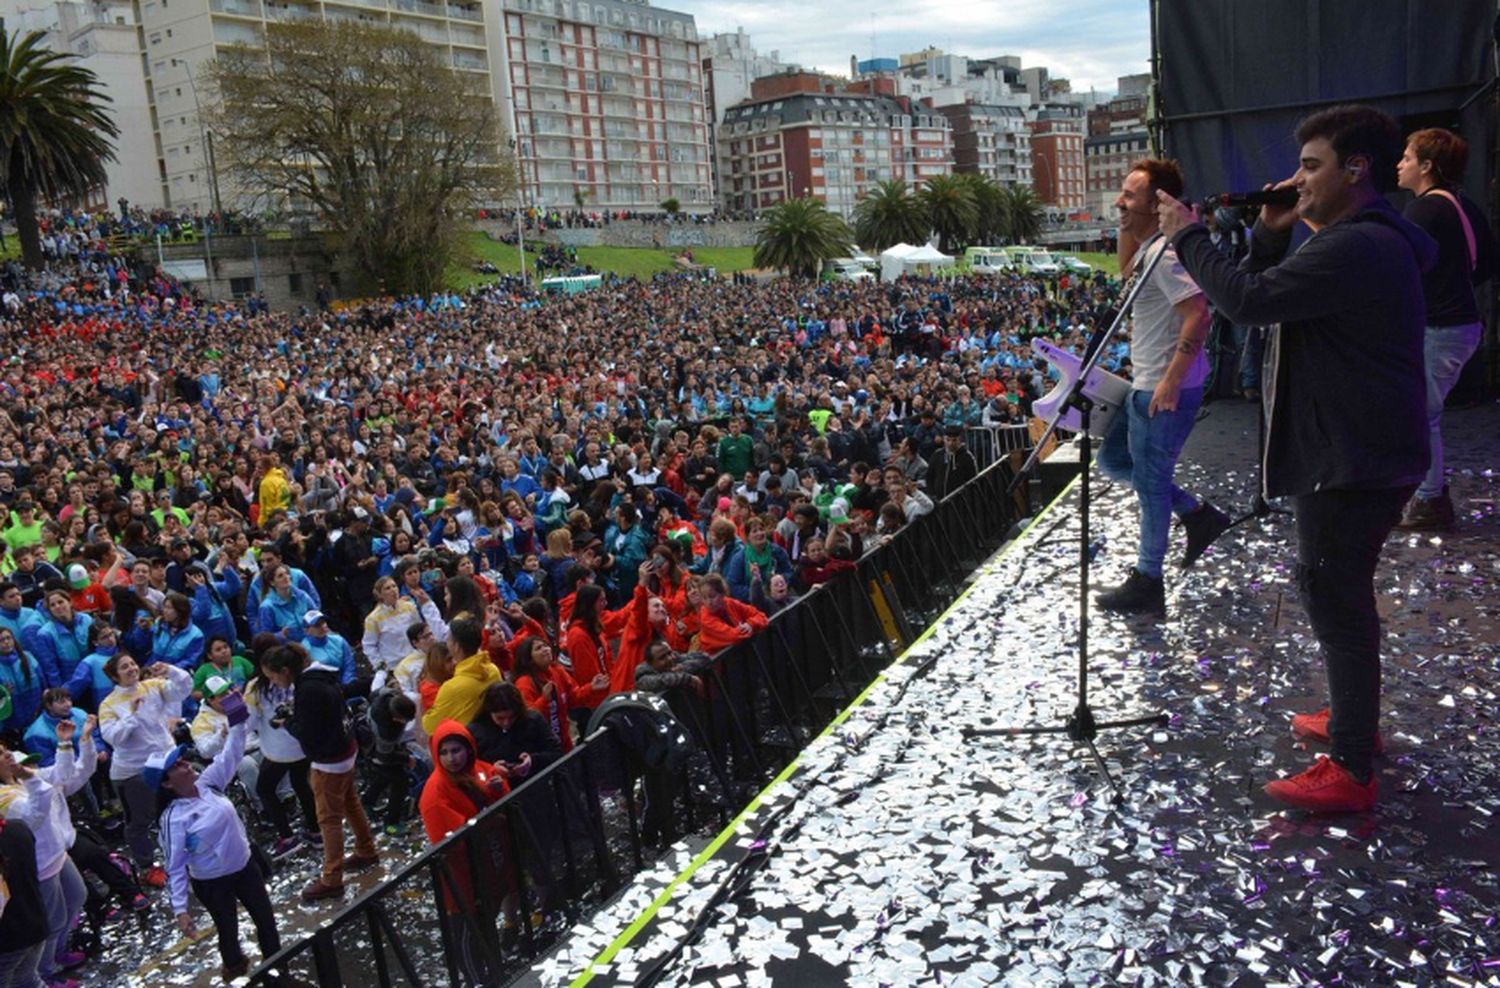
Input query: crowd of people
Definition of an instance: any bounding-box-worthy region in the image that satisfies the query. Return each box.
[0,233,1122,984]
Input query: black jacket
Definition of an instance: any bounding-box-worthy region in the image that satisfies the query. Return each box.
[1171,199,1437,497]
[287,665,355,764]
[467,709,561,770]
[927,445,979,501]
[0,819,47,950]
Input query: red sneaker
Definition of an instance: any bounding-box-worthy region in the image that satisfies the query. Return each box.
[1289,708,1385,754]
[1264,755,1377,812]
[140,865,167,889]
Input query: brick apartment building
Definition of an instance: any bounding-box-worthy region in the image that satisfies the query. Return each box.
[717,71,953,216]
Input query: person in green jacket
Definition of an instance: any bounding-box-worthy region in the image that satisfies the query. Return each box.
[716,416,754,478]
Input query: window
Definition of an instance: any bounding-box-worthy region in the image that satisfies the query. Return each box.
[288,273,304,294]
[230,277,256,296]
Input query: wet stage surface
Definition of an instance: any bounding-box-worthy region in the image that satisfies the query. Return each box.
[536,399,1500,988]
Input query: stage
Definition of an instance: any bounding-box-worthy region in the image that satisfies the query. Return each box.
[532,398,1500,987]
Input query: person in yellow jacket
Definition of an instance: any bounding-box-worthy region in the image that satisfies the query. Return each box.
[257,452,291,521]
[420,616,496,735]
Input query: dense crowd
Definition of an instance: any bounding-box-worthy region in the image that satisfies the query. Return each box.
[0,245,1121,985]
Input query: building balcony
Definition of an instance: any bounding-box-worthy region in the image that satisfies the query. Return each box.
[211,0,263,17]
[447,3,482,21]
[391,0,445,16]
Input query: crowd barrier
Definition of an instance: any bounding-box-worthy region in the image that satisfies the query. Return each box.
[248,423,1034,986]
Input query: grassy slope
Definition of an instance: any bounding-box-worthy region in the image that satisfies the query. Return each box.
[1071,250,1121,278]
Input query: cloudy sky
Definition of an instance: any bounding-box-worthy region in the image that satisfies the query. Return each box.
[680,0,1153,94]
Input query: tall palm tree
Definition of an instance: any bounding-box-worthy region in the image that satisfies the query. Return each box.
[1001,183,1045,244]
[753,196,854,279]
[0,30,117,269]
[851,179,928,252]
[917,174,978,254]
[957,172,1005,245]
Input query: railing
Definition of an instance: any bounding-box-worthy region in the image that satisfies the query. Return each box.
[248,424,1033,986]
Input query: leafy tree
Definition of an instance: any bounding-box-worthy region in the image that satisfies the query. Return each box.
[660,197,681,215]
[752,196,854,279]
[917,174,978,254]
[851,179,928,252]
[1001,183,1044,244]
[209,20,515,294]
[0,31,118,270]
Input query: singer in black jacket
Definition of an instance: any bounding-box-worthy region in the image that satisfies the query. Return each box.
[1158,105,1436,814]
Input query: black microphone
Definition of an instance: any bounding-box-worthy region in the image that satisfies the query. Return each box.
[1203,188,1299,210]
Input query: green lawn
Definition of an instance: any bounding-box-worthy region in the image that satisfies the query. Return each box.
[1072,251,1120,278]
[445,236,761,289]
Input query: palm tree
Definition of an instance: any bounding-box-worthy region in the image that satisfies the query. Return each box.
[753,196,854,279]
[1001,183,1045,244]
[0,31,118,269]
[851,179,927,252]
[917,174,978,254]
[957,172,1005,245]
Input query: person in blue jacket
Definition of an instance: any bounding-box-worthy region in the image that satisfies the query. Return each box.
[0,580,45,651]
[29,588,93,686]
[244,547,321,636]
[185,560,240,647]
[257,564,317,643]
[22,687,89,767]
[0,625,44,736]
[152,592,207,672]
[301,610,357,686]
[725,519,793,603]
[65,623,120,712]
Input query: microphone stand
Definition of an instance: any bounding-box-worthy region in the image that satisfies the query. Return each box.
[1224,356,1291,532]
[966,237,1171,803]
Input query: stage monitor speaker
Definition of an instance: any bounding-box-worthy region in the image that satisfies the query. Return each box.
[1152,0,1499,398]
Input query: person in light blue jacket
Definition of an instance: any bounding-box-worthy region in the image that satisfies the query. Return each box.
[151,593,207,672]
[301,611,357,686]
[65,623,120,713]
[23,688,90,767]
[244,547,320,636]
[185,560,240,647]
[0,626,44,735]
[256,565,317,643]
[29,589,93,686]
[0,580,45,651]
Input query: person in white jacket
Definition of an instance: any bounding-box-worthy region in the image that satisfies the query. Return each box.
[244,654,318,858]
[0,715,98,983]
[361,577,447,690]
[149,716,282,983]
[97,655,193,885]
[188,675,262,815]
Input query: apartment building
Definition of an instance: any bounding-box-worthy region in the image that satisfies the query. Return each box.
[2,0,158,206]
[497,0,712,211]
[134,0,494,213]
[717,72,953,216]
[1084,87,1148,219]
[704,29,795,212]
[936,102,1032,187]
[1029,104,1086,213]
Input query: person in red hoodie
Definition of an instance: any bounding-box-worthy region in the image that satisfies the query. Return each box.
[511,638,579,752]
[696,573,768,653]
[418,720,513,983]
[563,583,629,732]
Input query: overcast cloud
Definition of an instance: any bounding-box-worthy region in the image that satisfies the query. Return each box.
[678,0,1152,94]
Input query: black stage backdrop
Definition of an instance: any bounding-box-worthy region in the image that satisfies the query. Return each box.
[1152,0,1499,396]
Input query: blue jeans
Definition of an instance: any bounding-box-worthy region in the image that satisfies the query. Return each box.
[38,857,86,978]
[1418,323,1481,500]
[1097,387,1203,579]
[0,943,44,988]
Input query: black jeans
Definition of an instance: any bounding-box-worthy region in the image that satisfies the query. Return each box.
[69,828,138,903]
[361,760,411,827]
[191,861,280,968]
[256,758,317,839]
[1293,485,1413,778]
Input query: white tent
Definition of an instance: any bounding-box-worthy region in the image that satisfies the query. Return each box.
[879,243,919,282]
[880,242,954,281]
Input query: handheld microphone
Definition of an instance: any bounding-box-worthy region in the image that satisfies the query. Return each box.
[1203,188,1299,210]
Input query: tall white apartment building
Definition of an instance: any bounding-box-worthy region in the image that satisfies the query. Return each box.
[132,0,494,213]
[496,0,712,211]
[0,0,159,207]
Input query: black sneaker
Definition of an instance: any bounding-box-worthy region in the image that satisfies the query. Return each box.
[1395,487,1455,532]
[1096,567,1166,616]
[1180,500,1231,568]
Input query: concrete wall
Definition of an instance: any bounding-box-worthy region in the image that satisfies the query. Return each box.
[143,234,348,309]
[522,219,760,249]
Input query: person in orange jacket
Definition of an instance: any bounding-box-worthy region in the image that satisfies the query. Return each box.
[696,573,768,652]
[417,720,513,983]
[511,637,579,752]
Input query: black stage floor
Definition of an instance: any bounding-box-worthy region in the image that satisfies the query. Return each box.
[536,398,1500,987]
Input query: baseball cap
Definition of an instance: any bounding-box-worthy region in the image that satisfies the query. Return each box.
[142,745,188,790]
[66,564,90,590]
[201,674,233,699]
[303,609,326,628]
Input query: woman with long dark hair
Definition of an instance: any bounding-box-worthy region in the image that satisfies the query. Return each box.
[510,638,578,753]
